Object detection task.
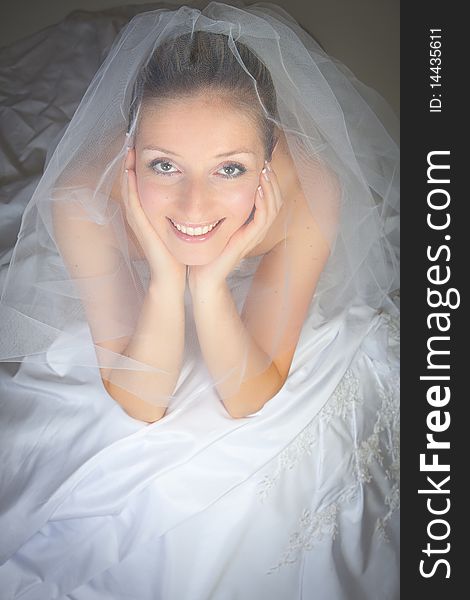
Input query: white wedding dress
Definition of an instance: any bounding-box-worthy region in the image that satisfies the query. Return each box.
[0,6,400,599]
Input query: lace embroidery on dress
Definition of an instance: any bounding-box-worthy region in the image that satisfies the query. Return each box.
[266,394,399,575]
[376,483,400,543]
[318,368,361,424]
[261,310,400,572]
[354,367,400,541]
[382,311,400,344]
[265,486,358,575]
[256,368,361,502]
[371,371,400,542]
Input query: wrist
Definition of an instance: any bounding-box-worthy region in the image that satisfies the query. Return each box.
[189,273,225,297]
[148,275,186,299]
[188,266,226,295]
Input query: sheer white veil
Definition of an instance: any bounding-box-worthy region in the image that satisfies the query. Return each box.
[0,1,399,410]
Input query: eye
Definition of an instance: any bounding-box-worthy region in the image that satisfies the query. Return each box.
[218,162,247,179]
[148,159,178,176]
[147,159,247,179]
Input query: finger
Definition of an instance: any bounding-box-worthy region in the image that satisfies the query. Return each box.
[222,185,266,263]
[126,166,139,210]
[265,162,283,212]
[259,167,276,223]
[122,154,130,194]
[252,182,268,229]
[122,168,142,228]
[122,169,129,209]
[121,147,135,196]
[237,186,264,243]
[126,169,169,252]
[126,168,149,230]
[124,146,136,171]
[122,170,140,239]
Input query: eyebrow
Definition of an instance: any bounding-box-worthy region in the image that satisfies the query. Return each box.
[142,145,256,158]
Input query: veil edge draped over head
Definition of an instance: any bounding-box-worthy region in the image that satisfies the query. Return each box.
[0,1,399,412]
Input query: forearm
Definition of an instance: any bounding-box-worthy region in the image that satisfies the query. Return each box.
[104,280,185,423]
[191,281,284,417]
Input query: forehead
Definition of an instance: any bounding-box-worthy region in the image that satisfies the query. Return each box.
[137,95,263,152]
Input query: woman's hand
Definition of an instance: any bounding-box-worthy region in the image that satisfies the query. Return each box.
[122,148,187,289]
[188,161,283,293]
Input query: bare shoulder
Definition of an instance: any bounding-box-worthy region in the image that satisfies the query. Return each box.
[242,136,339,381]
[249,131,340,258]
[52,192,121,277]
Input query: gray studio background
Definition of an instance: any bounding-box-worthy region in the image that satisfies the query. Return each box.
[0,0,399,115]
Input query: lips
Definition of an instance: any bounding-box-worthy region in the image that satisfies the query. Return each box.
[167,217,225,242]
[168,217,222,236]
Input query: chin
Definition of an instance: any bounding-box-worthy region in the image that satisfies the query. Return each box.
[184,257,212,266]
[176,251,218,267]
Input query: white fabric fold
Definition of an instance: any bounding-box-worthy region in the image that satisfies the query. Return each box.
[0,4,399,598]
[0,299,399,599]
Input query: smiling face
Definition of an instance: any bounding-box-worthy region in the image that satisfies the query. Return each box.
[134,92,266,265]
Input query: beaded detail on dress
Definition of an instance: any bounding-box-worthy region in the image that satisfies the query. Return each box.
[256,368,362,503]
[256,308,400,573]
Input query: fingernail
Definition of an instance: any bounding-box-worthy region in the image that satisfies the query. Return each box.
[257,185,263,197]
[262,169,269,181]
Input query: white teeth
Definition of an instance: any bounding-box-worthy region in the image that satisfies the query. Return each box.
[171,219,220,236]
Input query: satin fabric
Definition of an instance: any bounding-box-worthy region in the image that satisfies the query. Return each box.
[0,254,399,598]
[0,6,399,599]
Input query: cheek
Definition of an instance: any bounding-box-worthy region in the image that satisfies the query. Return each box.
[224,184,257,219]
[137,178,172,217]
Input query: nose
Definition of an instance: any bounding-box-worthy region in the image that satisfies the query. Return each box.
[176,178,219,223]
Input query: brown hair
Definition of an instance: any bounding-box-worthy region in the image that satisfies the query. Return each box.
[129,31,279,159]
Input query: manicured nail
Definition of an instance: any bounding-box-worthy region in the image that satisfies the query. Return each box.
[262,168,269,181]
[257,185,263,197]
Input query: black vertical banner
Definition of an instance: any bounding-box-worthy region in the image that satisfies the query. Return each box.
[402,2,464,596]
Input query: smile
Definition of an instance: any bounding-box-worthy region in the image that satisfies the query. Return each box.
[168,217,223,236]
[167,217,225,242]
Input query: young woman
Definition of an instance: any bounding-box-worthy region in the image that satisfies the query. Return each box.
[53,47,335,423]
[0,3,399,598]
